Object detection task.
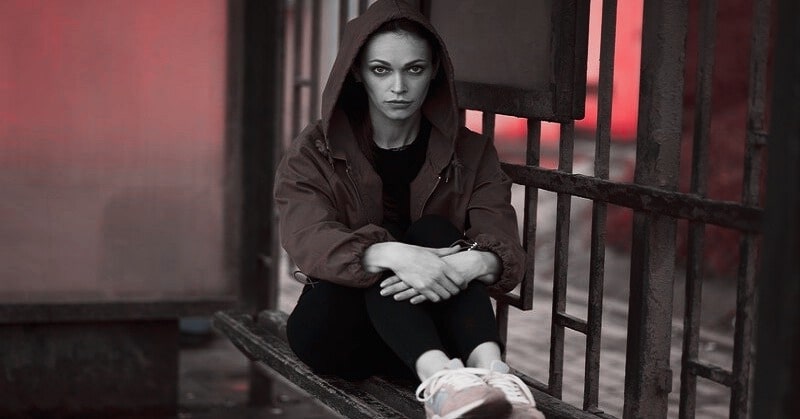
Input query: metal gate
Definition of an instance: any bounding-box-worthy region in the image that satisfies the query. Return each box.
[273,0,775,417]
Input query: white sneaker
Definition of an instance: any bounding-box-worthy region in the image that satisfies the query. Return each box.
[486,361,545,419]
[416,359,511,418]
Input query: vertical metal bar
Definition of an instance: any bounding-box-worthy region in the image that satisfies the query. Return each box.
[237,0,286,405]
[339,0,348,43]
[751,0,800,415]
[309,0,321,122]
[623,1,688,417]
[291,0,305,139]
[496,302,510,360]
[225,0,245,308]
[520,120,541,311]
[481,112,496,141]
[482,112,496,141]
[730,0,770,416]
[358,0,368,14]
[679,1,717,418]
[548,122,575,399]
[584,0,617,412]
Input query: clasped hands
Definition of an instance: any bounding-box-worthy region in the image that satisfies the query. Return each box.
[363,242,498,305]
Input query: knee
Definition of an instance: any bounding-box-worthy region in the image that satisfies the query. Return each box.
[405,214,462,247]
[286,313,349,375]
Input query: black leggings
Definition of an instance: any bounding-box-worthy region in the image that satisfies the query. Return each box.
[285,215,502,380]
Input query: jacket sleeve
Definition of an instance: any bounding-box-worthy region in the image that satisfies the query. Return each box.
[274,139,393,288]
[464,139,526,294]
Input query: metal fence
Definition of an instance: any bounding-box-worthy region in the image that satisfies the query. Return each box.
[279,0,772,417]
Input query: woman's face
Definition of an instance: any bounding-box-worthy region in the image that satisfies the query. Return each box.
[357,30,436,125]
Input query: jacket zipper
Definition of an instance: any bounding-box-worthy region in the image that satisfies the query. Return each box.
[419,175,441,218]
[345,163,365,218]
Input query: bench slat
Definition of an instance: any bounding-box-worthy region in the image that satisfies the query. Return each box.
[213,310,417,418]
[216,309,612,419]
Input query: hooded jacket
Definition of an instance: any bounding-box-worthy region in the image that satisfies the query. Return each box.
[274,0,524,294]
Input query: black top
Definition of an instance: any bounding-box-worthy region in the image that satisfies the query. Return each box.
[372,119,431,237]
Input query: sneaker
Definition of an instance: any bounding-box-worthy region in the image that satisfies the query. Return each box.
[486,361,545,419]
[416,359,512,418]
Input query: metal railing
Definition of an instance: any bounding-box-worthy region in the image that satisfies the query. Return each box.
[278,0,772,417]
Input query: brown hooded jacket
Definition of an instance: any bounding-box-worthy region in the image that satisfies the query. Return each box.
[274,0,524,293]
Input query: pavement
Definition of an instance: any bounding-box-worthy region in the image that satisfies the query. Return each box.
[178,137,738,418]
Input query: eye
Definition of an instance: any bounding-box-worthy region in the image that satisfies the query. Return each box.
[370,66,389,75]
[408,65,425,74]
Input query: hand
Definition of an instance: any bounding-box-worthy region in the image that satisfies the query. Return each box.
[380,250,500,304]
[374,244,465,303]
[441,250,500,284]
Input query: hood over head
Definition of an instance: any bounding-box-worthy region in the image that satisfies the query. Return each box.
[320,0,460,155]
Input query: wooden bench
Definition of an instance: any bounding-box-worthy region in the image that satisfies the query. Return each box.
[213,309,603,418]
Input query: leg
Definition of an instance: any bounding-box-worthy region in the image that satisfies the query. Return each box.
[430,281,504,368]
[405,215,504,367]
[363,282,449,379]
[286,280,409,380]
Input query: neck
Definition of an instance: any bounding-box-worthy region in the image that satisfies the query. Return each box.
[369,111,422,150]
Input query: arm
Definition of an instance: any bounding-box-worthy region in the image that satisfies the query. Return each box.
[275,136,392,287]
[380,136,524,302]
[462,137,525,293]
[365,241,466,302]
[378,247,500,303]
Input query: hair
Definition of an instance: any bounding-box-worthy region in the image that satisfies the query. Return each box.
[342,18,441,162]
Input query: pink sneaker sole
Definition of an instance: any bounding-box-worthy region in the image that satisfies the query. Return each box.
[432,396,512,419]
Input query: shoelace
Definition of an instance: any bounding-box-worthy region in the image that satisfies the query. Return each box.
[415,367,490,402]
[485,373,536,406]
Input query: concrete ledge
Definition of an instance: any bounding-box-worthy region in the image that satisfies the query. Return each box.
[0,320,178,417]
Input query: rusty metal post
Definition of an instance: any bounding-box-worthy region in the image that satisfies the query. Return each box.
[623,1,688,417]
[234,0,285,406]
[751,0,800,416]
[237,0,285,314]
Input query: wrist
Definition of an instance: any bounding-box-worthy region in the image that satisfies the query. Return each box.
[363,241,401,273]
[473,250,500,283]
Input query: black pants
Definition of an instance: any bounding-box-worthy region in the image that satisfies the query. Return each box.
[286,215,502,380]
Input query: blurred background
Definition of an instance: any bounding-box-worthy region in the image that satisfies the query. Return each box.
[0,0,769,417]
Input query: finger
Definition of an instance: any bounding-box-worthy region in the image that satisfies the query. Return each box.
[421,288,441,303]
[380,276,401,288]
[442,265,468,290]
[380,282,411,296]
[393,288,420,301]
[436,275,461,295]
[410,295,428,304]
[430,282,453,300]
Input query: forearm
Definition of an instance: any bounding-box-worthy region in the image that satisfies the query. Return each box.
[363,241,401,273]
[441,250,501,285]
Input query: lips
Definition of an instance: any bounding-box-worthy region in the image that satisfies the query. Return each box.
[386,100,413,109]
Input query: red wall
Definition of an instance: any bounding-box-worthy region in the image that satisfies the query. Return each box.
[0,0,231,301]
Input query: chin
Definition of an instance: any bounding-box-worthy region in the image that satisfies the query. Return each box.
[381,107,420,122]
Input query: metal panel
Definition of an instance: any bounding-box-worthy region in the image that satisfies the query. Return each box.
[423,0,589,121]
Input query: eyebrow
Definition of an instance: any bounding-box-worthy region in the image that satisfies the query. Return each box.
[367,59,428,67]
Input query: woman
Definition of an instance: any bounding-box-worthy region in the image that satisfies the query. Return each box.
[275,1,543,418]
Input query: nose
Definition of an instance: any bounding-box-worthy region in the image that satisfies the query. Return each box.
[390,73,407,94]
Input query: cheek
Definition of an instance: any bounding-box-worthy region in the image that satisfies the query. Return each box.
[412,77,433,96]
[363,78,387,99]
